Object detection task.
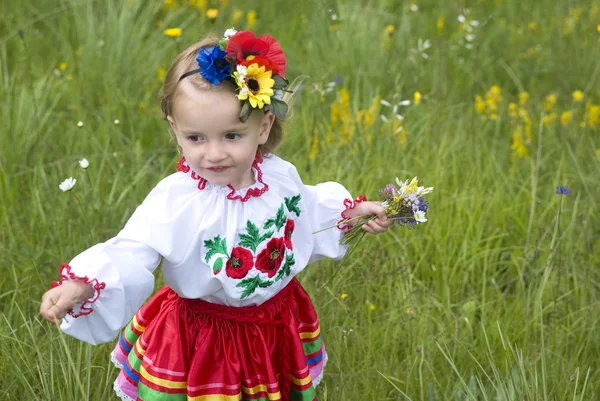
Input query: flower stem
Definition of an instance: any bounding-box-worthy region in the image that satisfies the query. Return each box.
[311,214,371,235]
[72,193,89,226]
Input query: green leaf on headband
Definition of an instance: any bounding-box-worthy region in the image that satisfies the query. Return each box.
[239,101,252,123]
[269,98,288,119]
[219,39,228,50]
[273,75,288,89]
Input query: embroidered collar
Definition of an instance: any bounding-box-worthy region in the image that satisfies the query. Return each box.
[176,153,269,202]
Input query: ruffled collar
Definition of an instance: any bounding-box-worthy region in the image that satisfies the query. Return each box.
[176,153,269,202]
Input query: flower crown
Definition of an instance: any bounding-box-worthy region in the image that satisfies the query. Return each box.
[179,28,289,123]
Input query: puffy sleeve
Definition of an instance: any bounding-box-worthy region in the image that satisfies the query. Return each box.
[52,175,187,345]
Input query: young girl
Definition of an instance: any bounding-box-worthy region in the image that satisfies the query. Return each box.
[40,29,391,401]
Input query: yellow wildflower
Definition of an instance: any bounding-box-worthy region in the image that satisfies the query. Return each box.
[59,62,67,72]
[206,8,218,20]
[436,15,445,34]
[195,0,206,11]
[542,113,557,127]
[330,103,340,130]
[544,94,557,111]
[164,28,182,38]
[340,293,349,300]
[157,67,166,82]
[414,91,422,105]
[511,126,529,160]
[597,24,600,33]
[362,96,380,129]
[475,95,486,115]
[369,303,376,311]
[586,104,600,128]
[309,138,319,161]
[528,21,537,31]
[247,10,257,29]
[573,90,584,102]
[518,91,529,107]
[561,111,572,126]
[232,10,243,25]
[405,307,414,316]
[508,103,518,118]
[386,25,395,37]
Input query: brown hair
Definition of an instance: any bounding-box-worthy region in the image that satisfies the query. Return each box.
[159,35,287,156]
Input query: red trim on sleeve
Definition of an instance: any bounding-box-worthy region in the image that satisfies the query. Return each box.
[51,263,106,318]
[337,195,367,231]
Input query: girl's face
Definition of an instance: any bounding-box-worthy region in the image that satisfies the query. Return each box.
[168,81,274,189]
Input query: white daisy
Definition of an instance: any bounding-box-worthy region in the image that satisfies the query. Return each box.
[59,177,77,192]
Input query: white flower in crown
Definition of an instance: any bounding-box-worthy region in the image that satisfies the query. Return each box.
[59,177,77,192]
[223,28,237,39]
[236,64,248,84]
[414,210,427,223]
[78,158,89,169]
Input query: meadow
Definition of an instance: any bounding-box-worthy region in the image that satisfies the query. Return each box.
[1,0,599,400]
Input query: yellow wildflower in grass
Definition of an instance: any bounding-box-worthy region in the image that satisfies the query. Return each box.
[528,21,537,31]
[330,103,340,131]
[405,307,414,316]
[66,74,73,81]
[164,28,182,38]
[573,90,584,102]
[414,91,422,105]
[508,102,518,118]
[475,95,486,115]
[511,126,529,161]
[383,26,394,52]
[542,113,557,127]
[436,15,445,35]
[206,8,218,20]
[309,138,319,161]
[163,0,175,10]
[340,293,349,300]
[369,303,376,311]
[247,10,257,29]
[519,91,529,107]
[561,111,573,126]
[597,24,600,33]
[195,0,206,11]
[232,10,243,25]
[570,8,583,22]
[59,62,67,72]
[544,94,557,111]
[157,67,166,81]
[386,25,395,37]
[586,104,600,128]
[485,85,502,120]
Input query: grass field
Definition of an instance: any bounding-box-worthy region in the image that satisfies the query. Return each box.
[1,0,599,400]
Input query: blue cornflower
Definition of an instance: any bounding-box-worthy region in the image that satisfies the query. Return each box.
[196,45,230,85]
[556,186,571,195]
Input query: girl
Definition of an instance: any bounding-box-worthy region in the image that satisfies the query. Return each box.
[40,29,391,401]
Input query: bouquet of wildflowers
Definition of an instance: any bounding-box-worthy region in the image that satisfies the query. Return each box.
[340,177,433,246]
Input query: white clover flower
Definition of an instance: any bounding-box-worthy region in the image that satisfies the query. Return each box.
[466,34,475,42]
[77,121,84,127]
[223,28,237,39]
[380,99,392,107]
[396,114,404,121]
[470,20,479,27]
[59,177,77,192]
[410,4,419,12]
[114,119,120,125]
[399,100,411,106]
[414,210,427,223]
[458,15,466,23]
[78,158,89,169]
[331,13,338,21]
[380,114,389,123]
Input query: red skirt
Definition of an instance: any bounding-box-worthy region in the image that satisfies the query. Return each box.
[111,278,326,401]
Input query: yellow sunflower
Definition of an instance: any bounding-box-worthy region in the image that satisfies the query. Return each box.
[233,63,274,109]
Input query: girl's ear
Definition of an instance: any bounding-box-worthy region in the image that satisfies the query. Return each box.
[167,116,184,147]
[258,111,275,145]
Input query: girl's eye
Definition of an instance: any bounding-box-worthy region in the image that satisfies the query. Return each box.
[188,135,202,142]
[225,133,241,140]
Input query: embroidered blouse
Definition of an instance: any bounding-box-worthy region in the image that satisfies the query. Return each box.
[53,154,356,344]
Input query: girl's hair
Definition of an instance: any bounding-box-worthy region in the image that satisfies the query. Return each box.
[159,34,296,156]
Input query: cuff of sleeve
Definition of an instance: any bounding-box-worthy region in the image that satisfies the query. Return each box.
[337,195,367,231]
[51,263,106,318]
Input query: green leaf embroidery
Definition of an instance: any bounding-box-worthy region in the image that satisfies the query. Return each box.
[263,218,276,230]
[284,194,302,217]
[275,253,295,281]
[258,231,273,244]
[237,275,274,299]
[204,235,228,263]
[213,257,223,274]
[239,221,273,252]
[275,205,286,231]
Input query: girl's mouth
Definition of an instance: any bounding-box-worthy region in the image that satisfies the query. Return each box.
[207,167,230,172]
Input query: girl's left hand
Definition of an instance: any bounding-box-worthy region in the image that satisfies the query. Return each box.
[344,201,393,235]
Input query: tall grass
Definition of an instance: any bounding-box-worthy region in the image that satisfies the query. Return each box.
[1,0,598,400]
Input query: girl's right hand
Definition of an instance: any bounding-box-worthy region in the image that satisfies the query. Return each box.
[40,280,94,323]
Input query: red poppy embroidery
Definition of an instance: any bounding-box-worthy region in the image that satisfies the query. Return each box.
[50,263,106,318]
[283,219,294,250]
[337,195,368,231]
[255,237,285,278]
[226,247,254,279]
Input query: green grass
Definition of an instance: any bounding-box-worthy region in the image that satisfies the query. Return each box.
[1,0,599,400]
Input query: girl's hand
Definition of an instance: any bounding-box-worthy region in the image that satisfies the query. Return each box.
[343,201,393,235]
[40,280,94,323]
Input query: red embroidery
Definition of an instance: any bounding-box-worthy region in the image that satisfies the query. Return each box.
[176,153,267,201]
[50,263,106,318]
[337,195,367,231]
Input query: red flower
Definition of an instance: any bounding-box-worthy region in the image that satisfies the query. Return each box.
[255,237,285,278]
[226,247,254,279]
[284,219,294,250]
[240,56,280,75]
[226,31,286,77]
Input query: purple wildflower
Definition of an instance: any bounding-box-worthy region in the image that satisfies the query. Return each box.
[556,186,571,195]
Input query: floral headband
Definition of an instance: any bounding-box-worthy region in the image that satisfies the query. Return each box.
[179,28,289,123]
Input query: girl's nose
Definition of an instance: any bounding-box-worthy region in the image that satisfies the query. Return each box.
[206,142,226,162]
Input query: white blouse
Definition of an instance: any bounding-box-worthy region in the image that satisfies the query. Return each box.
[54,154,355,344]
